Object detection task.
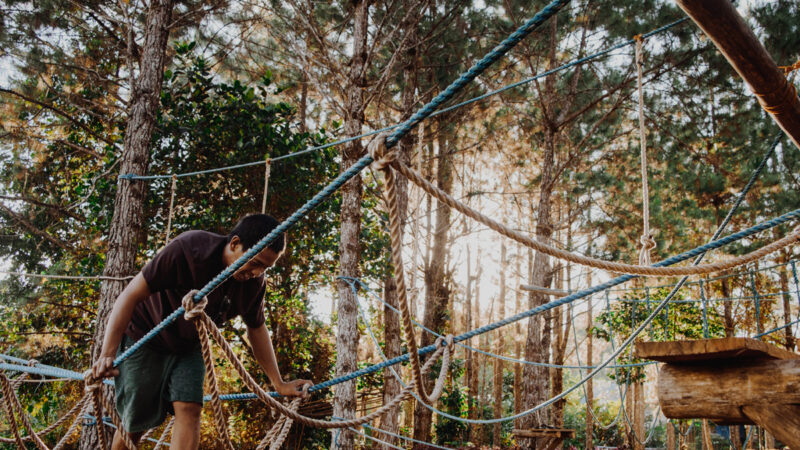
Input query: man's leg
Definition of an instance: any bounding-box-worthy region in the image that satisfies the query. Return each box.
[111,430,143,450]
[171,401,202,450]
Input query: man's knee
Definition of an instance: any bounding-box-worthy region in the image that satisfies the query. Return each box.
[173,401,203,421]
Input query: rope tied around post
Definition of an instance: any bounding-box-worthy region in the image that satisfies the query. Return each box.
[635,35,657,267]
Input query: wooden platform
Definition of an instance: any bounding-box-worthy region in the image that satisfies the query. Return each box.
[635,337,800,363]
[636,338,800,448]
[512,428,575,439]
[512,428,575,450]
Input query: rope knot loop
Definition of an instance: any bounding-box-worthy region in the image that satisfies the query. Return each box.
[367,132,398,171]
[638,233,657,266]
[182,289,209,321]
[82,370,102,393]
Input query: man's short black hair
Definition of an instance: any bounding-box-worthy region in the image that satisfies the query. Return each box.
[228,214,286,254]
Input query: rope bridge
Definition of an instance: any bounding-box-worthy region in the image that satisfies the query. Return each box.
[3,0,799,447]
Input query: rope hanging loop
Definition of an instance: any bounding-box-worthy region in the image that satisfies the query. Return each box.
[367,132,398,171]
[182,289,208,321]
[635,35,657,267]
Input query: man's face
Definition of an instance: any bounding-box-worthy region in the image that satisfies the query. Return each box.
[228,238,282,282]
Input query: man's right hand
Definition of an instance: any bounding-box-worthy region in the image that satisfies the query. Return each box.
[91,355,119,379]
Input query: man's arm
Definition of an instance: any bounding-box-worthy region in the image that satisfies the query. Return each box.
[91,272,151,379]
[247,323,311,397]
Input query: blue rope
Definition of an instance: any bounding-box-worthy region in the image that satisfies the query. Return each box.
[752,318,800,339]
[113,0,568,367]
[342,276,654,370]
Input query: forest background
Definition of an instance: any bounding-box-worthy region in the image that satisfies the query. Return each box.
[0,0,799,448]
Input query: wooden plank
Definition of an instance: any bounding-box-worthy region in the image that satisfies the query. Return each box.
[675,0,800,151]
[512,429,575,438]
[634,338,800,363]
[657,359,800,423]
[741,404,800,449]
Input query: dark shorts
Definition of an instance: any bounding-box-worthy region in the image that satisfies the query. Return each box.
[114,335,205,433]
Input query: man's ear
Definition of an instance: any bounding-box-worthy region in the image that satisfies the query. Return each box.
[229,235,242,251]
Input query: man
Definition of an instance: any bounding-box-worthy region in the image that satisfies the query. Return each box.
[92,214,311,449]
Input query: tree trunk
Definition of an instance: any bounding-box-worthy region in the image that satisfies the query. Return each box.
[332,2,369,448]
[633,381,645,450]
[465,247,475,422]
[517,14,559,448]
[666,421,676,450]
[492,243,507,446]
[514,249,526,416]
[469,256,482,444]
[83,2,173,448]
[413,123,454,445]
[585,280,594,450]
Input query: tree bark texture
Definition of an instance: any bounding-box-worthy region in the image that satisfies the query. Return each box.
[413,124,454,446]
[332,1,369,448]
[83,2,173,449]
[492,243,507,446]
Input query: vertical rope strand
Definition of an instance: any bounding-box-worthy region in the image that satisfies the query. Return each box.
[164,173,178,246]
[635,36,656,266]
[262,159,271,214]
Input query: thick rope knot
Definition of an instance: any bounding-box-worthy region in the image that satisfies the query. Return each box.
[638,233,657,266]
[367,132,398,171]
[82,370,102,394]
[182,290,209,321]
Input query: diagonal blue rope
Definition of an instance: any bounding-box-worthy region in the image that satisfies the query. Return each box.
[113,0,570,367]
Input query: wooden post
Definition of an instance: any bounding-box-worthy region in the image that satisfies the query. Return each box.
[675,0,800,151]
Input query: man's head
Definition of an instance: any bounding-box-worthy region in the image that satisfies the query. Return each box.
[224,214,287,282]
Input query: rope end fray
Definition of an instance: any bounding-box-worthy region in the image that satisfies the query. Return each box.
[367,131,399,171]
[182,289,209,321]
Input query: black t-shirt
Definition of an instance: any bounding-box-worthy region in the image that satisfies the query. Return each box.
[125,230,266,353]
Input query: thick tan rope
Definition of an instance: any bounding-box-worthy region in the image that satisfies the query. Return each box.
[0,390,90,445]
[198,311,450,428]
[51,395,90,450]
[0,370,48,449]
[367,132,444,404]
[99,383,136,449]
[635,36,656,266]
[256,396,302,450]
[0,370,25,448]
[164,174,178,246]
[392,158,800,276]
[153,416,174,450]
[182,291,234,450]
[262,159,272,214]
[85,375,109,450]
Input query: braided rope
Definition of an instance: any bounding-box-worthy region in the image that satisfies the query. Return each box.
[0,369,49,449]
[51,396,90,450]
[183,290,234,450]
[392,158,800,276]
[0,370,25,447]
[85,376,109,450]
[635,36,656,266]
[199,311,449,428]
[98,384,136,449]
[164,174,178,246]
[262,159,271,214]
[0,390,90,444]
[256,396,302,450]
[153,416,174,450]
